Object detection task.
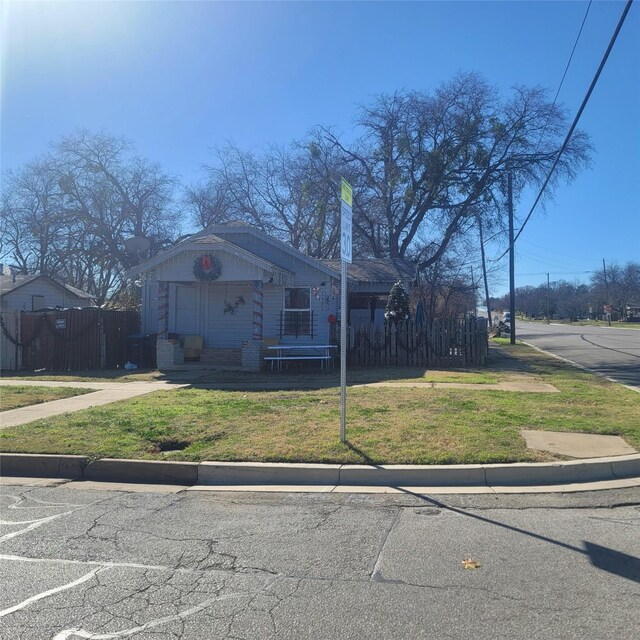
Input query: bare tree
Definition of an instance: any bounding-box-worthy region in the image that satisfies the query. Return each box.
[55,131,179,270]
[190,136,350,258]
[322,72,591,262]
[0,156,70,275]
[1,131,179,305]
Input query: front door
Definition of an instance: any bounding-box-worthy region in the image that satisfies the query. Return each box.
[174,284,198,335]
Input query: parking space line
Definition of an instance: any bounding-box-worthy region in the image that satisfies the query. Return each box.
[0,566,105,618]
[0,511,73,542]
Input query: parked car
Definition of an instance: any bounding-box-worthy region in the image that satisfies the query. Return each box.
[503,312,511,324]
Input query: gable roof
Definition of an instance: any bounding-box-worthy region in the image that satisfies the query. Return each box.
[127,223,340,281]
[200,223,341,279]
[125,232,295,283]
[0,274,95,300]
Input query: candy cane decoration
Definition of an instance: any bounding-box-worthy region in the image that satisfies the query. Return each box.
[252,280,263,340]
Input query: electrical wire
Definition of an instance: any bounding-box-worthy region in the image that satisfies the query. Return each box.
[494,0,634,263]
[536,0,593,148]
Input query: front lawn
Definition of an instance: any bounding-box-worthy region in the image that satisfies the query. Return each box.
[0,386,93,412]
[1,343,638,465]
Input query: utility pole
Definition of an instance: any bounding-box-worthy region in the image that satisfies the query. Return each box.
[508,172,516,345]
[546,272,551,324]
[603,258,611,327]
[478,218,492,327]
[470,266,477,316]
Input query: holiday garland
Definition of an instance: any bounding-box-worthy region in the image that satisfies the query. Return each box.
[193,254,222,281]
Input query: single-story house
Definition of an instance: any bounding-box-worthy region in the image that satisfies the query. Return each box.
[127,222,414,370]
[0,274,96,312]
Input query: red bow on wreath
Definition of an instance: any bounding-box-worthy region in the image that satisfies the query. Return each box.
[201,255,212,271]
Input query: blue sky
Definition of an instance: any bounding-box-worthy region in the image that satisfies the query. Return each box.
[2,0,638,294]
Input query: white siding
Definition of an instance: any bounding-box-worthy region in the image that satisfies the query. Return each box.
[205,282,253,348]
[141,281,159,334]
[139,236,340,346]
[1,280,94,311]
[155,250,265,282]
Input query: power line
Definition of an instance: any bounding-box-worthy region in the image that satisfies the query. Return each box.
[537,0,593,148]
[495,0,634,263]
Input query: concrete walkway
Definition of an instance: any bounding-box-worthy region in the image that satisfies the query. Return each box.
[521,429,636,458]
[0,380,187,429]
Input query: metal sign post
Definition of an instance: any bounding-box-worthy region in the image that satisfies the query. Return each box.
[340,178,352,444]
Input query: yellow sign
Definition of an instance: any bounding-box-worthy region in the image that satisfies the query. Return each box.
[341,178,352,207]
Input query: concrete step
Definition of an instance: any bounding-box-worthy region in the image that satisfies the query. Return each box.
[198,348,242,365]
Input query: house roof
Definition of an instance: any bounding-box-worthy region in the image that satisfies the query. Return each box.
[125,233,295,281]
[320,259,415,284]
[127,222,415,287]
[200,223,341,280]
[0,274,95,300]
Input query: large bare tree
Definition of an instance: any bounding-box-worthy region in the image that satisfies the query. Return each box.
[1,131,179,305]
[322,72,591,263]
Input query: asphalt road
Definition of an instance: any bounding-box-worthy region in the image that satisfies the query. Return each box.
[515,321,640,388]
[1,482,639,639]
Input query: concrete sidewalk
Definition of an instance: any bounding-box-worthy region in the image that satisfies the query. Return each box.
[0,380,187,428]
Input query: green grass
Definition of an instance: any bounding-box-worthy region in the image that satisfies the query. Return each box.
[0,386,93,411]
[1,342,638,464]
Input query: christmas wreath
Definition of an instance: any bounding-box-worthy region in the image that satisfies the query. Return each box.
[193,254,222,281]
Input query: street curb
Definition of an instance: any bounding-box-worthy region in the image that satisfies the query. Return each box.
[84,458,199,485]
[198,462,341,485]
[0,453,88,479]
[338,464,486,486]
[1,453,639,488]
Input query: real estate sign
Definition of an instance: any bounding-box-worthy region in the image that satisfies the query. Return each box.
[340,178,352,264]
[339,178,352,443]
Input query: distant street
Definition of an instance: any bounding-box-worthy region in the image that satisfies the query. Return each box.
[1,483,640,640]
[516,321,640,388]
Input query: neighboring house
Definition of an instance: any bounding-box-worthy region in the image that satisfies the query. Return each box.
[127,222,414,370]
[0,274,96,312]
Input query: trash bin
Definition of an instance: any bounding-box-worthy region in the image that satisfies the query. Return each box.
[125,334,145,368]
[126,333,158,369]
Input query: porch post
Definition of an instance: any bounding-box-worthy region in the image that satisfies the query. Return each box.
[252,280,263,340]
[158,281,169,339]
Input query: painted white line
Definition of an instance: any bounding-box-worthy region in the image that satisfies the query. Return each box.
[0,512,72,542]
[0,517,67,525]
[0,566,105,618]
[9,497,87,509]
[51,591,253,639]
[0,554,279,578]
[0,554,174,573]
[520,341,640,393]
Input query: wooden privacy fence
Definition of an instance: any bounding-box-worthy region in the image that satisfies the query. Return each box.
[0,311,21,371]
[348,317,488,368]
[1,308,140,371]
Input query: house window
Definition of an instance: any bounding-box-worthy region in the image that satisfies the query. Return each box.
[282,288,311,337]
[32,295,45,311]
